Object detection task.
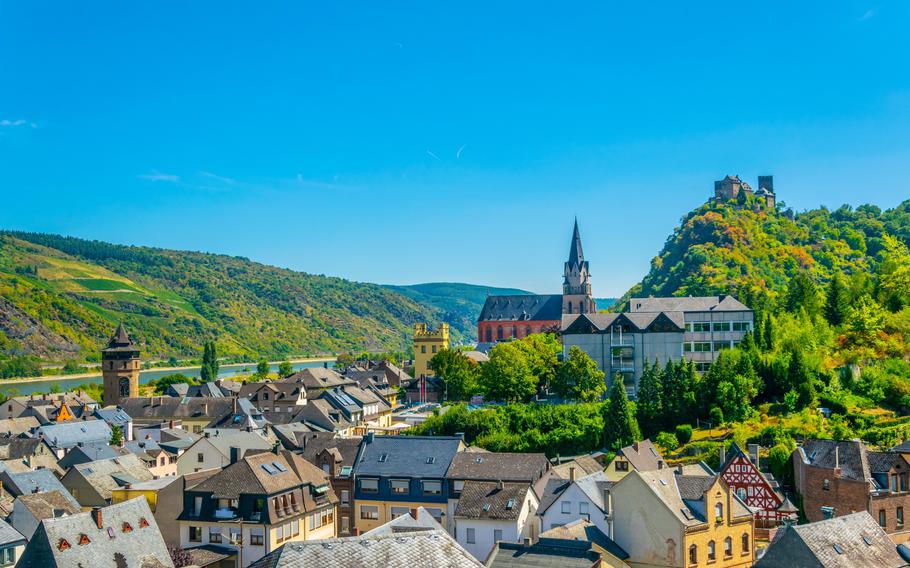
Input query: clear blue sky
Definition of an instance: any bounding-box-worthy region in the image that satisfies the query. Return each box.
[2,1,908,296]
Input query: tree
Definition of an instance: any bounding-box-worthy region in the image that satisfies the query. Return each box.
[824,273,850,327]
[635,359,664,437]
[335,352,355,370]
[700,350,760,423]
[604,376,640,451]
[512,333,561,392]
[109,425,123,446]
[879,234,910,310]
[785,271,821,318]
[479,343,536,403]
[429,349,479,401]
[153,373,194,395]
[200,341,219,383]
[278,361,294,378]
[762,314,775,351]
[787,350,816,409]
[847,294,885,343]
[553,346,606,402]
[255,359,270,379]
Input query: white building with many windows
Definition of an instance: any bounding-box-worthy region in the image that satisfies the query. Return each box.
[561,295,753,395]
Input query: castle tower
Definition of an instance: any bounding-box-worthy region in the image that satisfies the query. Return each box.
[562,220,596,315]
[102,323,140,406]
[413,323,449,378]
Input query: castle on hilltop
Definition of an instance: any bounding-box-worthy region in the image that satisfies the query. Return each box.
[714,174,776,209]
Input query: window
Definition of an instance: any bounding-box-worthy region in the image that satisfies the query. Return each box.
[742,533,749,554]
[466,528,475,544]
[561,501,571,514]
[422,480,442,495]
[715,503,723,522]
[275,524,286,543]
[291,519,300,536]
[360,478,379,493]
[902,475,909,492]
[692,322,711,332]
[899,507,905,528]
[823,478,830,490]
[615,460,629,472]
[193,496,202,517]
[494,529,503,543]
[724,537,732,558]
[360,505,379,520]
[689,544,697,565]
[341,516,350,534]
[511,325,517,338]
[340,490,350,505]
[208,527,222,543]
[421,346,426,354]
[0,547,14,567]
[707,540,716,561]
[693,341,712,352]
[229,528,240,545]
[250,528,264,546]
[454,480,465,492]
[736,488,746,500]
[497,326,503,340]
[391,506,410,519]
[188,526,202,543]
[880,509,887,528]
[683,342,693,353]
[893,475,899,493]
[715,341,731,351]
[732,321,751,332]
[432,345,437,353]
[713,321,731,332]
[485,328,492,342]
[695,362,712,373]
[579,502,589,516]
[391,479,410,494]
[525,326,532,337]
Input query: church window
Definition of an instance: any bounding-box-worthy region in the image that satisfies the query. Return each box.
[421,346,426,354]
[724,537,732,557]
[497,327,503,340]
[119,377,130,397]
[525,326,531,337]
[485,328,492,342]
[511,325,517,338]
[432,345,437,353]
[715,503,723,521]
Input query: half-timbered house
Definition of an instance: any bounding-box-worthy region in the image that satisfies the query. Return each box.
[719,442,796,528]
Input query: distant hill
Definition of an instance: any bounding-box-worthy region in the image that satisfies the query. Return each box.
[383,283,532,343]
[0,232,454,363]
[619,197,910,307]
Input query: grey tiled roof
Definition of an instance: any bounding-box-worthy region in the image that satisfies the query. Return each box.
[617,439,664,472]
[1,469,80,508]
[628,295,750,313]
[798,439,870,483]
[0,517,24,547]
[118,397,234,423]
[867,451,903,473]
[94,406,133,426]
[300,434,362,468]
[36,420,112,450]
[362,507,443,536]
[57,442,128,469]
[184,544,235,566]
[675,474,716,501]
[486,541,601,568]
[478,294,563,323]
[755,511,903,568]
[69,454,155,500]
[18,496,173,568]
[454,481,530,520]
[353,436,462,478]
[284,368,356,390]
[446,451,549,482]
[246,529,481,568]
[539,519,629,560]
[533,473,571,515]
[551,455,603,479]
[15,490,81,522]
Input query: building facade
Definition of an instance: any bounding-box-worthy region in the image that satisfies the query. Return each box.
[477,220,596,346]
[102,323,140,406]
[562,296,753,394]
[413,323,449,378]
[719,443,796,528]
[714,174,776,209]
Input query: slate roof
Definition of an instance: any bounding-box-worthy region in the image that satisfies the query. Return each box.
[17,496,173,568]
[195,429,273,459]
[300,434,362,468]
[755,511,903,568]
[117,397,234,424]
[284,367,356,390]
[183,544,236,567]
[798,439,871,484]
[1,468,80,508]
[0,517,25,547]
[538,519,629,561]
[246,529,481,568]
[0,417,41,435]
[447,452,549,482]
[551,455,603,479]
[191,450,332,499]
[574,472,613,512]
[617,439,664,472]
[634,469,751,526]
[628,295,750,313]
[239,382,306,402]
[478,294,563,323]
[353,435,462,478]
[0,438,43,460]
[867,451,903,473]
[57,442,129,469]
[362,506,443,536]
[486,540,602,568]
[533,473,571,515]
[455,481,530,520]
[68,454,155,500]
[567,219,585,265]
[36,419,112,450]
[94,406,133,426]
[15,490,82,523]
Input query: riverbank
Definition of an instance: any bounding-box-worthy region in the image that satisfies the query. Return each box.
[0,356,335,385]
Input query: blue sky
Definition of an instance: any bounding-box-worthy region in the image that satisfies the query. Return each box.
[1,1,908,296]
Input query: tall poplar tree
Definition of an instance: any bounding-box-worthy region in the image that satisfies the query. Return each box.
[604,376,640,451]
[636,359,663,437]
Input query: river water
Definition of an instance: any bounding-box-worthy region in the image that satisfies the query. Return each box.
[1,360,334,397]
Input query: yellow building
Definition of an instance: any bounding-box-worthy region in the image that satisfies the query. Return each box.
[604,439,665,482]
[610,469,754,568]
[413,323,449,378]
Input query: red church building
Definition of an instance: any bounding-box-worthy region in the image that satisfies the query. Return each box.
[719,442,798,528]
[477,220,596,346]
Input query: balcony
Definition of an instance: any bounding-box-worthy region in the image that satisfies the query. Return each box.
[214,508,238,520]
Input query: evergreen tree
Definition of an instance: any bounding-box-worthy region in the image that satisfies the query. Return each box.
[824,273,850,327]
[762,315,775,351]
[109,425,123,446]
[785,271,821,317]
[787,350,816,409]
[604,376,640,451]
[553,346,606,402]
[636,359,664,437]
[200,341,219,383]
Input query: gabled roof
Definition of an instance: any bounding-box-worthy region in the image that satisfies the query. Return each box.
[478,294,563,323]
[628,295,750,313]
[0,417,41,435]
[117,397,234,423]
[446,452,549,482]
[15,490,81,523]
[616,439,664,472]
[454,482,531,520]
[756,512,903,568]
[1,468,79,508]
[194,429,272,459]
[69,454,155,500]
[486,540,602,568]
[539,519,629,561]
[57,442,128,469]
[36,419,112,450]
[867,451,904,474]
[551,455,603,479]
[363,506,443,536]
[18,496,173,568]
[797,439,871,484]
[94,406,132,426]
[191,450,331,499]
[353,436,462,478]
[533,473,571,515]
[631,469,751,526]
[284,367,356,390]
[299,434,362,468]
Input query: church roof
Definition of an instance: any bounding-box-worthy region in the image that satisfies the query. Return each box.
[567,219,584,266]
[478,294,563,323]
[103,323,138,353]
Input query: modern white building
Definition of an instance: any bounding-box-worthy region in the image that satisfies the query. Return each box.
[538,469,613,538]
[453,481,538,561]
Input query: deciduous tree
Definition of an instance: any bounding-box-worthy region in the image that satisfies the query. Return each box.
[553,346,606,402]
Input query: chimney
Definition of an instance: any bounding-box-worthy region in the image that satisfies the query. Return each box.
[497,479,504,491]
[632,441,639,453]
[410,508,419,520]
[604,488,613,519]
[748,444,760,464]
[204,432,210,438]
[91,507,103,529]
[523,538,531,546]
[834,445,842,477]
[366,432,374,444]
[42,394,47,401]
[272,441,281,455]
[169,420,175,429]
[124,483,132,490]
[569,467,576,482]
[719,445,726,466]
[658,460,664,470]
[232,398,238,414]
[676,464,683,475]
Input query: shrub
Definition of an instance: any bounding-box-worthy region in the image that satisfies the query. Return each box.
[675,424,694,445]
[655,431,679,451]
[709,406,724,425]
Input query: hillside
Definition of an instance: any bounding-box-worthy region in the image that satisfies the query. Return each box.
[621,198,910,307]
[0,232,456,364]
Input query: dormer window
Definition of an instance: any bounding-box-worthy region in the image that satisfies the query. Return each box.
[122,522,133,533]
[58,539,71,551]
[78,534,91,545]
[139,518,149,528]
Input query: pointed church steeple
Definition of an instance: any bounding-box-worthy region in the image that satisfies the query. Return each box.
[568,217,584,266]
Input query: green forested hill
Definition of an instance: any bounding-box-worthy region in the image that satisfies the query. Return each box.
[621,198,910,308]
[0,232,456,363]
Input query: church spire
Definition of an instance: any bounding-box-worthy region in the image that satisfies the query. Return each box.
[568,217,584,266]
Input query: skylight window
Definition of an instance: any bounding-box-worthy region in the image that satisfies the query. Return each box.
[273,461,288,472]
[833,544,844,554]
[261,463,278,475]
[482,504,491,512]
[426,457,436,464]
[506,499,515,509]
[378,453,388,463]
[863,536,873,546]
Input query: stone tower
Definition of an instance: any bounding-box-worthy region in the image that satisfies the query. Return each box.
[102,323,140,406]
[562,219,596,315]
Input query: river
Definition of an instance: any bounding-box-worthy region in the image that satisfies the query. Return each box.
[1,360,334,397]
